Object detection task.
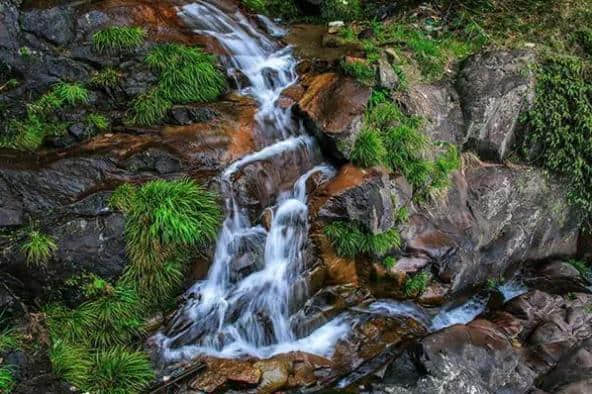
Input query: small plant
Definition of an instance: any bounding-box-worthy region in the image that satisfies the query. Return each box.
[109,183,138,213]
[86,113,109,131]
[341,59,375,85]
[568,259,591,278]
[0,366,15,392]
[0,327,20,353]
[383,256,397,269]
[18,46,31,58]
[351,127,386,167]
[366,229,401,256]
[324,221,401,258]
[90,68,121,88]
[129,89,172,126]
[404,271,429,297]
[45,304,95,345]
[21,230,57,266]
[49,340,91,388]
[92,26,146,54]
[51,82,90,106]
[86,347,154,394]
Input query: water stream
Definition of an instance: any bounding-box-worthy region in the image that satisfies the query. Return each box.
[152,0,349,361]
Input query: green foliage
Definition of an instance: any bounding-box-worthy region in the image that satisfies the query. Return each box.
[45,304,95,345]
[129,88,172,126]
[403,271,429,297]
[351,127,386,167]
[242,0,266,13]
[86,113,109,131]
[577,29,592,56]
[241,0,300,20]
[383,256,396,269]
[0,366,15,393]
[568,260,591,278]
[146,44,226,104]
[428,144,461,192]
[341,59,375,85]
[92,26,145,54]
[321,0,363,22]
[0,328,19,353]
[90,68,121,88]
[86,348,154,394]
[21,230,57,266]
[49,340,91,388]
[521,56,592,214]
[51,82,89,106]
[324,221,401,258]
[109,183,138,213]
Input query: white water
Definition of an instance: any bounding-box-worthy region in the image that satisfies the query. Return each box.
[152,1,349,361]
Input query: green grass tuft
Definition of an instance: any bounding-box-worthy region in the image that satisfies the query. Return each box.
[129,89,172,126]
[404,271,429,297]
[92,26,146,54]
[341,59,375,85]
[0,366,15,393]
[86,113,109,131]
[51,82,89,106]
[21,230,57,266]
[109,183,138,213]
[90,68,121,89]
[86,347,154,394]
[351,127,386,167]
[325,221,401,258]
[49,340,91,388]
[383,256,397,269]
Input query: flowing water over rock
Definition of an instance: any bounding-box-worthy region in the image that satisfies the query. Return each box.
[152,1,349,362]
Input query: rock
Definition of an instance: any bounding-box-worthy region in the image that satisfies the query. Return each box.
[122,148,182,174]
[295,73,371,161]
[457,50,536,161]
[68,123,91,140]
[524,260,591,294]
[401,163,581,295]
[254,359,291,394]
[169,106,217,125]
[377,56,399,90]
[316,165,395,234]
[20,6,75,46]
[328,21,345,34]
[400,81,465,146]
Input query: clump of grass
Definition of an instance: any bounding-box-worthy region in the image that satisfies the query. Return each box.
[92,26,146,54]
[49,340,91,388]
[403,271,429,297]
[86,347,154,394]
[324,220,401,258]
[0,327,20,353]
[21,230,57,266]
[109,183,138,213]
[146,44,226,104]
[44,304,95,345]
[90,68,121,89]
[86,113,109,131]
[341,59,375,85]
[351,127,386,167]
[383,256,397,269]
[0,366,15,392]
[51,82,89,106]
[129,89,172,126]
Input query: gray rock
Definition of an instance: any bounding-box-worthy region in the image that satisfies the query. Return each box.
[457,50,535,161]
[169,106,217,125]
[20,6,75,47]
[377,57,399,90]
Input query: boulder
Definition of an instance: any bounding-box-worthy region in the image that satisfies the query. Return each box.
[20,6,75,47]
[457,50,536,161]
[400,81,465,146]
[524,260,591,294]
[401,162,581,295]
[376,56,399,90]
[295,73,371,161]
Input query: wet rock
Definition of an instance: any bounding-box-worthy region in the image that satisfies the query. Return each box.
[122,148,182,174]
[190,358,262,392]
[524,260,590,294]
[254,359,291,394]
[316,165,395,234]
[400,81,464,146]
[169,106,217,126]
[402,163,581,295]
[68,122,91,141]
[20,6,75,46]
[537,339,592,392]
[295,73,371,161]
[457,50,536,161]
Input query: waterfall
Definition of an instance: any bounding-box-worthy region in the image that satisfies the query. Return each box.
[151,1,349,362]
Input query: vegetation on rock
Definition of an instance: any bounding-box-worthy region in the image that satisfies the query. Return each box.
[21,230,58,266]
[92,26,146,54]
[403,271,429,297]
[324,220,401,258]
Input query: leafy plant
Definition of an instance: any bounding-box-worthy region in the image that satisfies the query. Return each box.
[21,230,57,266]
[383,256,396,269]
[404,271,429,297]
[129,88,172,126]
[324,221,401,258]
[92,26,146,54]
[86,347,154,394]
[86,113,109,131]
[51,82,89,106]
[521,56,592,215]
[351,127,386,167]
[90,68,121,88]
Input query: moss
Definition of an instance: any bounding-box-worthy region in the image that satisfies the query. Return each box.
[21,230,57,266]
[92,26,145,54]
[403,271,429,297]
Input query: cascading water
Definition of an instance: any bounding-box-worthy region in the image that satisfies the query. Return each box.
[151,1,349,361]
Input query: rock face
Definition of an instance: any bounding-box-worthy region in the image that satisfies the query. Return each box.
[457,50,536,161]
[401,162,580,294]
[295,73,371,161]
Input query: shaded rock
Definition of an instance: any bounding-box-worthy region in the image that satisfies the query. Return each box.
[169,106,217,126]
[377,56,399,90]
[316,165,396,234]
[457,50,535,161]
[401,163,581,295]
[122,148,182,174]
[295,73,371,161]
[400,81,464,146]
[524,260,590,294]
[20,6,75,46]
